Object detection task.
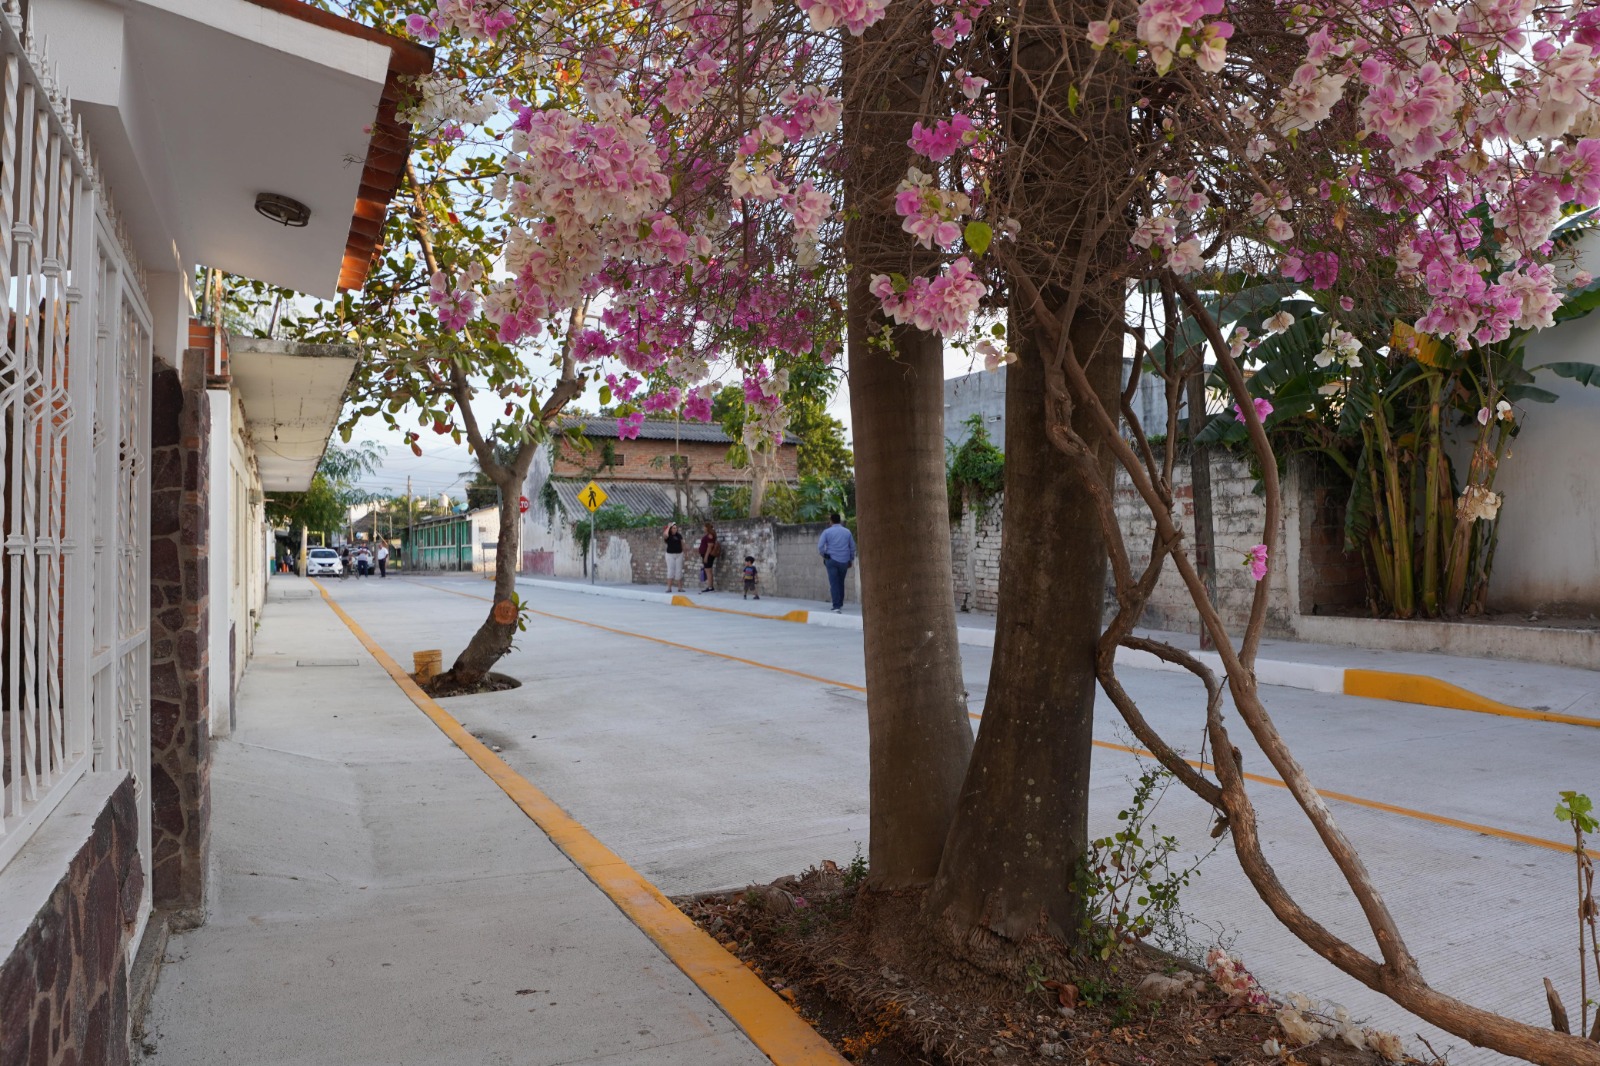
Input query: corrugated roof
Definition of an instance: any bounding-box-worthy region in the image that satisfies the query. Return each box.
[550,481,679,519]
[557,417,798,445]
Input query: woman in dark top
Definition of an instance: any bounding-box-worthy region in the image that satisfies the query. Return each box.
[663,522,685,593]
[697,521,719,593]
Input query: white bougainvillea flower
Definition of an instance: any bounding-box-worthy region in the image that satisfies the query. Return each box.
[1265,310,1295,334]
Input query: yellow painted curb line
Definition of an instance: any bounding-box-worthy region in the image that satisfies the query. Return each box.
[310,580,848,1066]
[1343,669,1600,729]
[396,578,1571,853]
[670,594,810,624]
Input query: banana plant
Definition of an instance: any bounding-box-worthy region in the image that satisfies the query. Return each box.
[1189,212,1600,618]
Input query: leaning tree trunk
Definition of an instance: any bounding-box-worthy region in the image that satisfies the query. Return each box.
[926,303,1124,950]
[927,0,1131,955]
[439,441,537,689]
[843,14,975,888]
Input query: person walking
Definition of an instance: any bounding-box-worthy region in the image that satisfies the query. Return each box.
[697,521,720,593]
[663,522,686,593]
[817,512,855,613]
[376,541,389,578]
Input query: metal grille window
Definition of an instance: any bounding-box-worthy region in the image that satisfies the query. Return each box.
[0,1,152,902]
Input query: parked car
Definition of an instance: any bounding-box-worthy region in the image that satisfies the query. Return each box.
[306,547,343,577]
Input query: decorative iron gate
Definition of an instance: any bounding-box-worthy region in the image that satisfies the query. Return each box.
[0,0,152,926]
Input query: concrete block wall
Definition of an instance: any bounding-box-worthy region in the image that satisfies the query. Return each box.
[773,523,859,605]
[595,519,780,593]
[1112,454,1294,637]
[951,506,1002,614]
[949,455,1297,637]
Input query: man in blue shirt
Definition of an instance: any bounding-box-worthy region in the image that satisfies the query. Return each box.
[817,512,857,614]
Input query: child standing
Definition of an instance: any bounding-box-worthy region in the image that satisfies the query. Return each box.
[742,556,760,600]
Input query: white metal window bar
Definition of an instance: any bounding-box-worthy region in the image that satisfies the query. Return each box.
[0,0,152,915]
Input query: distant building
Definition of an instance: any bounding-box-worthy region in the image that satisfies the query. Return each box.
[521,417,799,577]
[404,506,502,574]
[944,360,1184,452]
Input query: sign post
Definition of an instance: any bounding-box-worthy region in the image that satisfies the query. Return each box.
[579,480,608,585]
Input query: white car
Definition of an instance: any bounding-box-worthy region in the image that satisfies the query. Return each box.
[306,547,343,577]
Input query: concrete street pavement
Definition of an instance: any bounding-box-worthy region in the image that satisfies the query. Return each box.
[142,571,1600,1066]
[136,578,773,1066]
[348,573,1597,1066]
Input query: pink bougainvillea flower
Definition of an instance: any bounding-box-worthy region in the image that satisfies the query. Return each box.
[1245,544,1270,582]
[1232,396,1273,423]
[617,411,646,440]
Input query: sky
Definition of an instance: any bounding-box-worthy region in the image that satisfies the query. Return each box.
[343,345,991,501]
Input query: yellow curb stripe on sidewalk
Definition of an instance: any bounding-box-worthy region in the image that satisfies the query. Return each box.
[669,593,810,624]
[399,579,1572,852]
[1343,669,1600,729]
[311,580,848,1066]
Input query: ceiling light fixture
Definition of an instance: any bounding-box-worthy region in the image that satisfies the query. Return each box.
[254,192,311,228]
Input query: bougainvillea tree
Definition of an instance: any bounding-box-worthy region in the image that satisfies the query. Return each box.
[340,0,1600,1057]
[858,0,1600,1059]
[287,0,847,687]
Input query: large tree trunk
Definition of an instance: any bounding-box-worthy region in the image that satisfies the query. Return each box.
[926,304,1123,948]
[926,0,1130,953]
[843,17,975,888]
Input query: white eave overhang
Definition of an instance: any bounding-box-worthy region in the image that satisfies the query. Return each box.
[229,339,358,492]
[34,0,428,296]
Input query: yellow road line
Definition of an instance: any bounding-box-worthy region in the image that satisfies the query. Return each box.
[394,578,1571,853]
[669,594,810,624]
[312,580,848,1066]
[1344,669,1600,729]
[1085,737,1568,854]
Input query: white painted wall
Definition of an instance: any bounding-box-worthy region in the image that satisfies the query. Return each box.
[1487,316,1600,614]
[207,390,231,738]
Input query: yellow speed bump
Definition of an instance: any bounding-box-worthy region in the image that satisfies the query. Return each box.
[670,594,809,623]
[1344,669,1600,729]
[311,580,847,1066]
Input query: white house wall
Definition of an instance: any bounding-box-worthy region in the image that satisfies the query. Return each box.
[1486,314,1600,614]
[207,390,232,737]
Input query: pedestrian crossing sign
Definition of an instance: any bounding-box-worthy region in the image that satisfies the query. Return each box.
[580,481,608,513]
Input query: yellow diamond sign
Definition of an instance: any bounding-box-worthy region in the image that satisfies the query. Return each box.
[579,481,608,513]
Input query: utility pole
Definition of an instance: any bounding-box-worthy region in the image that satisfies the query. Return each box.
[407,475,414,572]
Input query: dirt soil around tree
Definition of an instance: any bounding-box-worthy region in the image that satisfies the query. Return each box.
[677,863,1442,1066]
[414,670,522,698]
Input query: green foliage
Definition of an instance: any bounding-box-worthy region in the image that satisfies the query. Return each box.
[843,844,868,889]
[574,504,669,558]
[1556,791,1598,835]
[710,476,853,523]
[1189,249,1600,619]
[710,484,753,520]
[946,414,1005,518]
[265,442,385,537]
[1074,765,1216,962]
[711,380,853,481]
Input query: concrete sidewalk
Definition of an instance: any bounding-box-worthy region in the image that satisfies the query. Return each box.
[136,578,779,1066]
[514,573,1600,720]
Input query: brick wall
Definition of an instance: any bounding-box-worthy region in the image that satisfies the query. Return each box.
[147,353,212,922]
[0,777,143,1066]
[553,437,799,483]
